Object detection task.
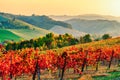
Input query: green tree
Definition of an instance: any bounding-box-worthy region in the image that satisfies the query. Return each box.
[37,38,44,47]
[12,43,18,50]
[79,36,84,43]
[83,34,92,43]
[43,33,54,49]
[70,38,79,45]
[102,34,112,40]
[6,43,12,50]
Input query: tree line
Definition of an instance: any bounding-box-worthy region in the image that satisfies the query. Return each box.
[5,33,112,50]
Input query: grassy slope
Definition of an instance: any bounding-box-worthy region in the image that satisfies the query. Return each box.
[93,71,120,80]
[8,29,48,40]
[0,14,53,41]
[75,37,120,49]
[72,37,120,48]
[8,19,53,40]
[0,29,21,42]
[49,37,120,54]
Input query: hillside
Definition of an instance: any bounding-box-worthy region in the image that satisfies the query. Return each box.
[50,26,86,38]
[16,15,72,30]
[0,13,52,41]
[8,29,50,40]
[0,29,21,42]
[49,14,120,22]
[65,19,120,37]
[54,37,120,54]
[0,15,29,29]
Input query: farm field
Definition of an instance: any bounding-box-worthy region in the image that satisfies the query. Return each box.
[0,29,21,42]
[0,37,120,80]
[1,0,120,80]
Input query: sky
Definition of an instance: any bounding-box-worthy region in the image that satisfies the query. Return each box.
[0,0,120,16]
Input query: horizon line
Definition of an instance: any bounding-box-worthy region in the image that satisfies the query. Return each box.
[0,11,120,17]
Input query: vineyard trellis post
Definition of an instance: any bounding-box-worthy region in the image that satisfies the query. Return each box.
[81,50,88,72]
[60,52,67,80]
[10,54,13,79]
[96,49,102,71]
[32,58,40,80]
[108,50,114,69]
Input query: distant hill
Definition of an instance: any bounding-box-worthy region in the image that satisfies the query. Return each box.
[1,12,120,41]
[0,13,52,41]
[65,19,120,37]
[50,26,86,38]
[15,15,72,30]
[0,15,29,29]
[49,14,120,22]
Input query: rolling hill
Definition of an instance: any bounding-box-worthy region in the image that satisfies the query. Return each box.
[8,28,50,40]
[0,29,21,42]
[0,13,72,30]
[0,13,52,41]
[0,15,30,29]
[1,12,120,41]
[50,26,86,38]
[1,12,86,39]
[49,14,120,22]
[15,15,72,30]
[65,19,120,37]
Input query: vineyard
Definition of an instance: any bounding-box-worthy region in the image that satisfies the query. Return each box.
[0,38,120,80]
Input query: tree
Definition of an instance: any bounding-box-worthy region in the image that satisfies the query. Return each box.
[79,37,84,43]
[6,43,12,50]
[70,38,79,45]
[43,33,54,49]
[83,34,92,43]
[37,38,44,47]
[102,34,112,40]
[32,14,35,16]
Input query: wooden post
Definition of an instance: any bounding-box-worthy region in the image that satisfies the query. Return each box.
[81,50,88,72]
[108,50,114,69]
[117,55,120,66]
[58,67,61,78]
[57,56,61,78]
[32,58,40,80]
[10,55,13,79]
[32,62,37,80]
[96,49,102,71]
[60,52,67,80]
[37,66,40,80]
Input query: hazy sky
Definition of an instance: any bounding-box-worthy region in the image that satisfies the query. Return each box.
[1,0,120,16]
